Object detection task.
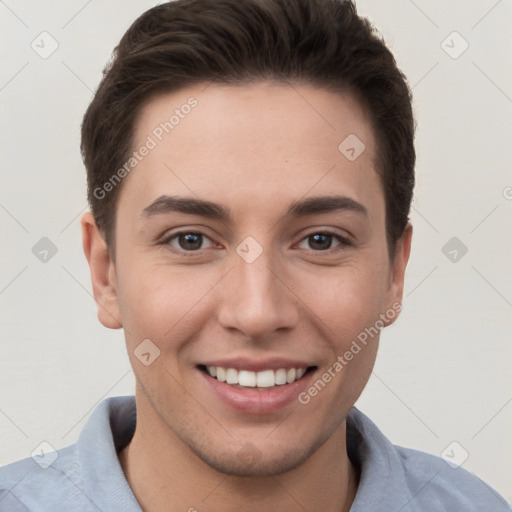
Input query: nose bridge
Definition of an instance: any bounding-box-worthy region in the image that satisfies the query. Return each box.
[216,242,298,338]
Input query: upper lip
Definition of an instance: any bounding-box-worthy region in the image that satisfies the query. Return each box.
[199,357,314,372]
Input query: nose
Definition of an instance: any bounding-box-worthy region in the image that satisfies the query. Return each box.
[216,247,300,341]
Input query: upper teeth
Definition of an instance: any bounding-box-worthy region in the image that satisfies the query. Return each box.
[206,366,307,387]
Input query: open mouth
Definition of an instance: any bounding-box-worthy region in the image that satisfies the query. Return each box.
[198,364,316,390]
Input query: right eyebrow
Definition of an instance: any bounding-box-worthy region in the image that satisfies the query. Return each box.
[141,195,230,221]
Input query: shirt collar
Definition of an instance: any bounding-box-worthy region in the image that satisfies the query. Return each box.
[77,395,140,511]
[347,407,429,511]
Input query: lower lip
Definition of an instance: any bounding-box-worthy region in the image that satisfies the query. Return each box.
[199,368,316,414]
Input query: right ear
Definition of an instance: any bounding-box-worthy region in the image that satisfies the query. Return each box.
[81,211,122,329]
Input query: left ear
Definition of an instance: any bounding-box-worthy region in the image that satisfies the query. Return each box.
[383,223,412,326]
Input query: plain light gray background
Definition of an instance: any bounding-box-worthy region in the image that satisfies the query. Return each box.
[1,0,511,503]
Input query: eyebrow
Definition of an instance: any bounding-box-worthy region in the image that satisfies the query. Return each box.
[140,194,367,221]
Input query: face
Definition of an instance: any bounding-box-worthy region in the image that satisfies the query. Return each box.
[83,81,411,476]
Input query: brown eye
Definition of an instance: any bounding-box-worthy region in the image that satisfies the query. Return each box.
[297,231,350,252]
[164,231,214,252]
[308,233,335,250]
[178,233,203,250]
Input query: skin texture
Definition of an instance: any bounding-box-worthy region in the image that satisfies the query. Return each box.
[81,81,412,512]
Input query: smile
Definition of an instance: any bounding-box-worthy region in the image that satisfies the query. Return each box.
[204,366,309,388]
[197,359,318,413]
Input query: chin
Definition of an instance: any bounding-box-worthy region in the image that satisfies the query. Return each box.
[188,433,329,477]
[200,451,307,477]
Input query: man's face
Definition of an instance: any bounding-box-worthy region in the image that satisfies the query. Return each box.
[91,81,410,475]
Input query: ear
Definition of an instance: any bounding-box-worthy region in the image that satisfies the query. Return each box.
[383,223,413,326]
[81,211,122,329]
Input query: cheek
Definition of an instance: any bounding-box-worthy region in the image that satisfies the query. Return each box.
[294,270,383,423]
[115,260,220,344]
[294,263,388,340]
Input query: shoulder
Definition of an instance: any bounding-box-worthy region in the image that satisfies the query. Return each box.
[394,444,510,511]
[347,407,510,512]
[0,396,138,512]
[0,444,84,512]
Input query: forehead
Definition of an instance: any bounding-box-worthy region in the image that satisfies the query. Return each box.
[123,81,382,220]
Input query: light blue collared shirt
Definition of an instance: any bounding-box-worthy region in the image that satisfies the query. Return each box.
[0,396,509,511]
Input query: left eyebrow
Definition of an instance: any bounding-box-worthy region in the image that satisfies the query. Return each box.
[286,195,368,218]
[140,194,368,222]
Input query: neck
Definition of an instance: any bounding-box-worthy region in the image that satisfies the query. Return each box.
[119,394,359,512]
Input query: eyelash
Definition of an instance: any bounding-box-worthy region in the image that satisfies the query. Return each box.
[160,230,352,255]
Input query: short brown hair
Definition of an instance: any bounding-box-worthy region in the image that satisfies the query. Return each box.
[81,0,415,259]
